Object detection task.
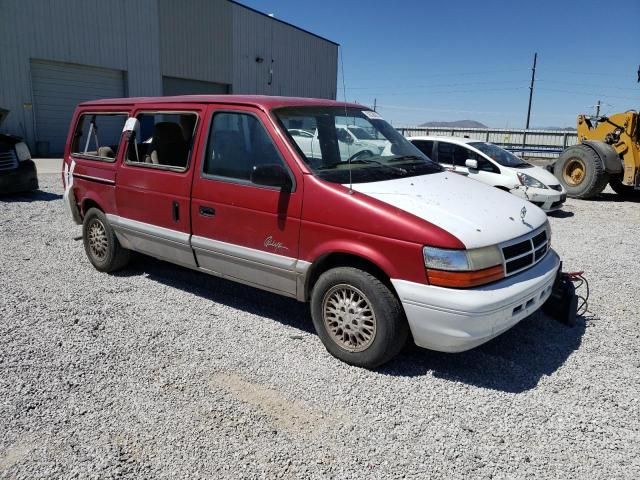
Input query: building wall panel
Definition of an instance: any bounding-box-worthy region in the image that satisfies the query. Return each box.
[31,60,125,153]
[158,0,233,85]
[0,0,161,147]
[231,3,337,99]
[0,0,338,150]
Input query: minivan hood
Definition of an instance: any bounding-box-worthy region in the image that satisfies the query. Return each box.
[349,172,548,249]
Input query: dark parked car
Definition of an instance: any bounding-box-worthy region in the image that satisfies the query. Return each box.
[0,108,38,194]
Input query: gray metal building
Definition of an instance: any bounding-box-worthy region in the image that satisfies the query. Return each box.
[0,0,338,153]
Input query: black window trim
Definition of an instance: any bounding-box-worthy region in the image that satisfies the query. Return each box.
[410,139,435,159]
[123,109,200,173]
[70,111,130,163]
[200,109,297,192]
[465,144,502,174]
[435,140,498,170]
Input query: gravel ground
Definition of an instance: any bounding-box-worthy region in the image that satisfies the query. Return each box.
[1,174,639,479]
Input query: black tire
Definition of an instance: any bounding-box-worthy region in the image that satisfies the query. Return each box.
[82,208,130,272]
[310,267,409,368]
[553,144,609,199]
[608,173,640,198]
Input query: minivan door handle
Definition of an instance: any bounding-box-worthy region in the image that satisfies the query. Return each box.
[199,206,215,217]
[172,201,180,222]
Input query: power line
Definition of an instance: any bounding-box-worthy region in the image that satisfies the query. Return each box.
[552,70,633,78]
[375,104,574,119]
[346,79,528,91]
[346,68,524,83]
[537,79,640,91]
[351,87,528,98]
[376,104,518,115]
[537,88,640,101]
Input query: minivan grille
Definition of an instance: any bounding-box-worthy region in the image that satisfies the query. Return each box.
[0,149,18,171]
[501,228,549,276]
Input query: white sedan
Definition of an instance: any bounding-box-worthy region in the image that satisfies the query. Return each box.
[409,136,566,212]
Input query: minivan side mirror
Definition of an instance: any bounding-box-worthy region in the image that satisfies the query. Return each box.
[465,159,478,170]
[251,164,292,190]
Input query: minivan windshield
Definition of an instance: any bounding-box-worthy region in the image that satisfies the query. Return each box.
[468,142,531,168]
[346,126,375,140]
[274,107,441,184]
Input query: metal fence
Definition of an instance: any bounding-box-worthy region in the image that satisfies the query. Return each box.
[398,126,578,159]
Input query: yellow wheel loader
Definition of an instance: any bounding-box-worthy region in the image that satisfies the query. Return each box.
[549,111,640,198]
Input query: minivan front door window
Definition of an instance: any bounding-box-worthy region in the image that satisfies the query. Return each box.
[203,111,289,185]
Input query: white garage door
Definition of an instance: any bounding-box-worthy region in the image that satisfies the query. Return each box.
[31,60,125,154]
[162,76,229,96]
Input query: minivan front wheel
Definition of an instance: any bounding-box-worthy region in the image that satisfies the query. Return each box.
[82,208,130,272]
[310,267,408,368]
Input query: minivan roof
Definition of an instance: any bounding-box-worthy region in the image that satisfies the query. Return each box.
[78,95,363,111]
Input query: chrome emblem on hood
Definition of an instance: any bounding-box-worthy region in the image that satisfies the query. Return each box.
[520,206,527,222]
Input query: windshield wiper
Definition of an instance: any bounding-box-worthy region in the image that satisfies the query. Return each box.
[319,159,407,175]
[349,158,407,174]
[387,154,442,170]
[386,154,424,163]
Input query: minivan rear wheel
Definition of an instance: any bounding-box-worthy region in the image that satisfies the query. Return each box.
[310,267,408,368]
[82,208,130,272]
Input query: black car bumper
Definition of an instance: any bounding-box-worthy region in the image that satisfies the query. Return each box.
[0,159,39,194]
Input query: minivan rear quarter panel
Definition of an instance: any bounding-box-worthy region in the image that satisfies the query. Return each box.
[64,105,133,216]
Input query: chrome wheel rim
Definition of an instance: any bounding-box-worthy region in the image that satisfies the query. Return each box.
[88,219,108,260]
[322,284,377,352]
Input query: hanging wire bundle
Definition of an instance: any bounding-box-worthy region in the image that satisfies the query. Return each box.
[564,271,590,316]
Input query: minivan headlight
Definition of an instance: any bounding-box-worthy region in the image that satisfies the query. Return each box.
[517,172,546,189]
[423,247,468,271]
[423,245,504,288]
[14,142,31,162]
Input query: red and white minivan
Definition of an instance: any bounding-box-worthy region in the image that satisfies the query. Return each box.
[62,95,560,368]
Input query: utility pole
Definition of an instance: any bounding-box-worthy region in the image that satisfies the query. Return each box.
[595,99,601,117]
[521,52,537,156]
[525,52,537,129]
[373,98,377,112]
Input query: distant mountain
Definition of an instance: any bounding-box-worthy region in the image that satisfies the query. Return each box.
[419,120,488,128]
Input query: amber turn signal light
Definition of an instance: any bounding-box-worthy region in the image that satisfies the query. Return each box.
[426,264,505,288]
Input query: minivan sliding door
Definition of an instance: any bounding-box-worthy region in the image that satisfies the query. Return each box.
[113,108,203,268]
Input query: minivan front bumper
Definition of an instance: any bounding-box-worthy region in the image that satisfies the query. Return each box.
[391,249,560,352]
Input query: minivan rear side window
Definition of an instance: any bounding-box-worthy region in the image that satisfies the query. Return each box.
[126,112,198,171]
[203,112,285,182]
[72,113,128,161]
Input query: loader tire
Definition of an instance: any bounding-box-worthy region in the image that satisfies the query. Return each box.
[609,173,640,199]
[554,144,609,199]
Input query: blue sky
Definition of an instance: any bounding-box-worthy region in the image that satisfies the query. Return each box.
[241,0,640,128]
